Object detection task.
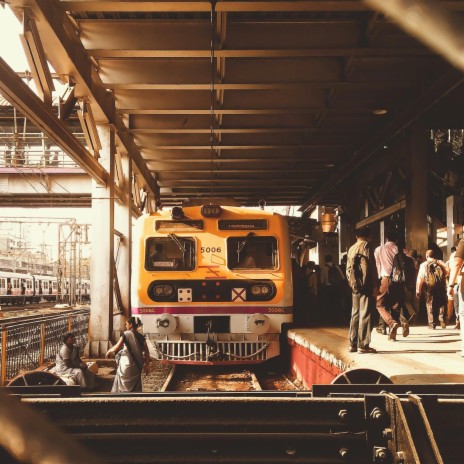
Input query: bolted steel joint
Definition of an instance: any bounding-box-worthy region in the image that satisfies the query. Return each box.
[370,407,385,421]
[339,448,350,459]
[374,446,388,462]
[338,409,349,422]
[383,428,393,440]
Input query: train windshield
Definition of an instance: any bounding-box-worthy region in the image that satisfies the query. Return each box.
[227,235,278,270]
[145,236,196,271]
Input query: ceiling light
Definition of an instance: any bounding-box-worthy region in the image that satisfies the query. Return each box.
[373,109,388,115]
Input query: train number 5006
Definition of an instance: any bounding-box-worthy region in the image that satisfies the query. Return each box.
[201,247,221,253]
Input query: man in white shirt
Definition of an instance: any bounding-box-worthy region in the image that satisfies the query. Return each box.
[374,230,402,341]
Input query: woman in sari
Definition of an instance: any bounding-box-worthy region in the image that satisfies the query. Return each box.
[106,317,151,392]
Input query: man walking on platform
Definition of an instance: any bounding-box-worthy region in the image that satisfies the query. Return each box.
[448,238,464,356]
[346,226,378,353]
[375,230,402,341]
[416,249,448,329]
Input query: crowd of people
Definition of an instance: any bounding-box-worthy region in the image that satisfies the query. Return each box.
[345,229,463,355]
[292,231,464,356]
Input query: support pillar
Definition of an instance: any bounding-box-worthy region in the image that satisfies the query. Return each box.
[87,124,115,357]
[113,151,132,335]
[446,194,463,258]
[338,214,350,258]
[405,125,428,255]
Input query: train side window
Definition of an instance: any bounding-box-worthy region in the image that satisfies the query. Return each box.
[227,236,278,270]
[145,236,196,271]
[0,278,5,289]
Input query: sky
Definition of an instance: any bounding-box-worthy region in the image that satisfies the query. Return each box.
[0,6,91,258]
[0,6,28,71]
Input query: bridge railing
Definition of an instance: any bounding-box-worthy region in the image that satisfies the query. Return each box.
[0,309,89,384]
[0,146,84,169]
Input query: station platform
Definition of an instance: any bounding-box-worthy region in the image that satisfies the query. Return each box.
[288,325,464,389]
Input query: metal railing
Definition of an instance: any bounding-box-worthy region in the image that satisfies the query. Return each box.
[0,144,85,169]
[0,309,89,384]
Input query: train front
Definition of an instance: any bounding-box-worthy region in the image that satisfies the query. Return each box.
[131,205,293,364]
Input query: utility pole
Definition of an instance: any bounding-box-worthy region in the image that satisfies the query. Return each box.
[57,221,90,305]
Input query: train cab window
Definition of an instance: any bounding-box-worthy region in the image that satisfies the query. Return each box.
[146,236,196,271]
[227,236,278,270]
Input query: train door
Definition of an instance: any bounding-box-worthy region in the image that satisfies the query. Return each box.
[12,277,20,295]
[20,279,26,295]
[26,278,33,295]
[0,276,6,296]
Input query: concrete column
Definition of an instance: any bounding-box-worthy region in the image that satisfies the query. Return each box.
[405,125,428,255]
[446,194,463,258]
[113,152,132,334]
[87,124,115,357]
[338,214,350,258]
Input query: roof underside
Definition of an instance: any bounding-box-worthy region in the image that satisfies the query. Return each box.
[6,0,464,209]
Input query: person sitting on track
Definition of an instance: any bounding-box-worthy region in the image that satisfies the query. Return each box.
[55,332,96,390]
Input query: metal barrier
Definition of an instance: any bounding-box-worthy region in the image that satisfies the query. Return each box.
[5,391,463,463]
[0,309,89,384]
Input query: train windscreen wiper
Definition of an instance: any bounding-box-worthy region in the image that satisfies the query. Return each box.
[237,232,255,263]
[168,233,186,253]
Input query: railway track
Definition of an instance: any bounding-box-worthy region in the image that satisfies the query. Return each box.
[0,305,88,325]
[0,307,89,326]
[163,364,303,393]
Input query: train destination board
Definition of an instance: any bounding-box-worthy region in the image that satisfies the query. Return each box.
[218,219,268,230]
[155,220,204,232]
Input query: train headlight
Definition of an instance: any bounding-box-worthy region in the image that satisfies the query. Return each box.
[251,285,262,296]
[155,313,177,335]
[153,284,174,297]
[250,284,272,296]
[260,285,270,296]
[201,204,221,217]
[247,313,270,335]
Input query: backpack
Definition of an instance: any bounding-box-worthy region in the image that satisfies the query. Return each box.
[425,261,445,290]
[327,264,344,286]
[391,252,416,287]
[346,252,370,294]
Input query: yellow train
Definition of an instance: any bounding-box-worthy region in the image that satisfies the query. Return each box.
[131,204,293,364]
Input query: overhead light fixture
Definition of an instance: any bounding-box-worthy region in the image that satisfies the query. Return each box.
[373,109,388,115]
[77,99,102,158]
[321,206,337,233]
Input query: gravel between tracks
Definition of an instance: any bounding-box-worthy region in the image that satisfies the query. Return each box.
[142,359,173,392]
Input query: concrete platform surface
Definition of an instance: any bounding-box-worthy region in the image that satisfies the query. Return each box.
[288,325,464,385]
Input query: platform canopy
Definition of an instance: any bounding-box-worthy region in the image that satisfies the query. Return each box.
[3,0,464,209]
